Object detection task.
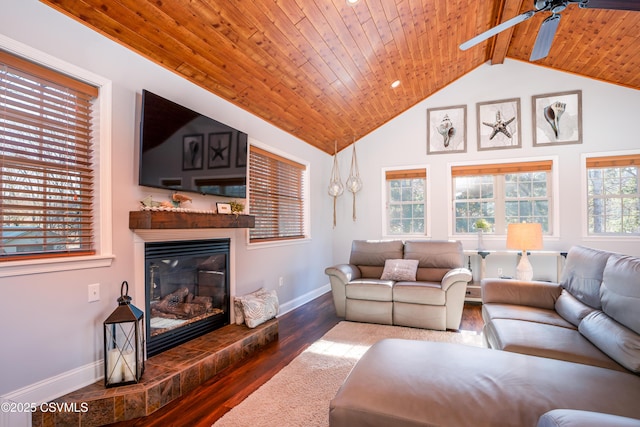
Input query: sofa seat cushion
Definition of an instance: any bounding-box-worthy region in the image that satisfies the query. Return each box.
[393,281,444,305]
[482,303,576,329]
[330,339,640,427]
[484,319,627,372]
[346,279,393,301]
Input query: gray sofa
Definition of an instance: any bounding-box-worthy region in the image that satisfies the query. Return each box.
[325,240,471,330]
[482,245,640,374]
[330,245,640,426]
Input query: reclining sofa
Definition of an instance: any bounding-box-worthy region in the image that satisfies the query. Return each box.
[325,240,471,330]
[329,245,640,426]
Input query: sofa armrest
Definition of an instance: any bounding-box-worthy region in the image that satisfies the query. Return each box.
[441,268,472,292]
[325,264,361,317]
[481,278,562,309]
[538,409,640,427]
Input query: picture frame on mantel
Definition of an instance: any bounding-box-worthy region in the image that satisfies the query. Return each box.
[476,98,521,151]
[426,104,467,154]
[216,202,232,214]
[532,90,582,146]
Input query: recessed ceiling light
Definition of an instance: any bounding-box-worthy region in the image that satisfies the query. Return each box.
[390,80,401,89]
[346,0,360,5]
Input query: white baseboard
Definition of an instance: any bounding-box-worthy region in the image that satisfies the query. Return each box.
[0,361,103,427]
[277,284,330,317]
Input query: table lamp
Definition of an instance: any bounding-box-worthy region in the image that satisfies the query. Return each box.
[506,222,543,281]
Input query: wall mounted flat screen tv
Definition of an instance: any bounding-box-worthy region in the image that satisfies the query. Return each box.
[139,90,248,198]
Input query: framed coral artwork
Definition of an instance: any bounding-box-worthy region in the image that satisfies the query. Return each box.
[532,90,582,146]
[426,105,467,154]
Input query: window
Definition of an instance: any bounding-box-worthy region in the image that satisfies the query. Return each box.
[384,168,426,236]
[248,145,307,243]
[586,154,640,235]
[452,160,553,234]
[1,50,99,261]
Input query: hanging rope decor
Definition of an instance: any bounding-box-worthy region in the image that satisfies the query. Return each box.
[327,141,344,228]
[345,138,362,221]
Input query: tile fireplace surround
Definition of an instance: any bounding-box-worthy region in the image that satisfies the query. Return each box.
[32,319,278,426]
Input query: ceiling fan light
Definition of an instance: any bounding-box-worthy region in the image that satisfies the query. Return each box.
[346,0,360,6]
[390,80,401,88]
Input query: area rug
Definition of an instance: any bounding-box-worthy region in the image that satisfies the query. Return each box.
[213,321,484,427]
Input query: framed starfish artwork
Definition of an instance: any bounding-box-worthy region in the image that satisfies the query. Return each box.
[182,134,204,170]
[532,90,582,146]
[208,132,232,169]
[426,105,467,155]
[476,98,521,151]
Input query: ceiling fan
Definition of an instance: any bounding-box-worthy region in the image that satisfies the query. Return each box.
[460,0,640,61]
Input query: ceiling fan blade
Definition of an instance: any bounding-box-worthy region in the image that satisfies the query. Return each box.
[579,0,640,11]
[530,14,561,61]
[460,10,537,51]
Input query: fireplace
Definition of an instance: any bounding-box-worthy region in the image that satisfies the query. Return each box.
[145,238,230,357]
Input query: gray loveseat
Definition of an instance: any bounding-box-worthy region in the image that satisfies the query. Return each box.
[329,245,640,426]
[325,240,471,330]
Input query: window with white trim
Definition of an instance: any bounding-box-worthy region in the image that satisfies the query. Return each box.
[452,160,553,234]
[586,154,640,235]
[384,168,426,236]
[248,145,307,243]
[1,50,99,261]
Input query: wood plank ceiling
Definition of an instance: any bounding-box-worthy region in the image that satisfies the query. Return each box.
[39,0,640,154]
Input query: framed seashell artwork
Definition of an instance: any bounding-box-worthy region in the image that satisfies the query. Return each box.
[426,104,467,155]
[476,97,522,151]
[532,90,582,146]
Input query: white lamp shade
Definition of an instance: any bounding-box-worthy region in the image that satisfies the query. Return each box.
[506,223,543,252]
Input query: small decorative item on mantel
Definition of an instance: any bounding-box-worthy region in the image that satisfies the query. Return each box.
[104,281,144,388]
[229,200,245,218]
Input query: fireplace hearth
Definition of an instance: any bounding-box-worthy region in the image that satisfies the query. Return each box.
[145,238,230,357]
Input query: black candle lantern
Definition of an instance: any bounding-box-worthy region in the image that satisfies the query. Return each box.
[104,281,144,387]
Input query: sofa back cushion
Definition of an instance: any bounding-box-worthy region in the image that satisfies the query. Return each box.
[350,240,404,278]
[579,311,640,374]
[560,246,612,309]
[600,254,640,334]
[404,240,463,282]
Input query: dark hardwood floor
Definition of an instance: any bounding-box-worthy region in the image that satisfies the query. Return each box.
[110,293,483,427]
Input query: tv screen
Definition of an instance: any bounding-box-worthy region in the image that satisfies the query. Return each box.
[139,90,248,198]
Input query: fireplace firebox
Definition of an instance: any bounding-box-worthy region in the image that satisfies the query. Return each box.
[145,239,230,357]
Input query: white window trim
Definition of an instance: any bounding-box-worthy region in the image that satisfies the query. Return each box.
[245,137,311,249]
[447,155,560,243]
[380,164,431,239]
[0,35,114,277]
[581,149,640,241]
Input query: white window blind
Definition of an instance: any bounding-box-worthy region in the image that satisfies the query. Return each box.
[1,50,98,261]
[249,146,306,243]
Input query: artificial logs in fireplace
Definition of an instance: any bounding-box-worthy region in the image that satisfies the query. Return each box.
[145,239,230,357]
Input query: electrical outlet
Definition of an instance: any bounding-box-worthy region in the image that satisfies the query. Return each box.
[497,268,503,277]
[88,283,100,302]
[278,277,284,287]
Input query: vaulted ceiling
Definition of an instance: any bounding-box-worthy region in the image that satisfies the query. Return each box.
[40,0,640,154]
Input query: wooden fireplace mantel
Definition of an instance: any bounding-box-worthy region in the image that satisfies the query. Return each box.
[129,210,255,230]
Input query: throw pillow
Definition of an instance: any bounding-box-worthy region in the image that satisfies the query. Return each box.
[380,259,419,281]
[235,288,279,328]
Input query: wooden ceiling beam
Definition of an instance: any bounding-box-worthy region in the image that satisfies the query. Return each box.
[490,0,526,64]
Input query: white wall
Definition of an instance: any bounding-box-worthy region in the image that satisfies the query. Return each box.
[0,0,334,401]
[330,59,640,265]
